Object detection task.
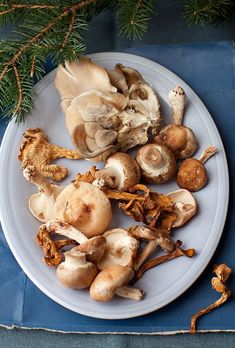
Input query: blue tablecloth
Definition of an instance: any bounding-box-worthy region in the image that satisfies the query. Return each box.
[0,41,234,334]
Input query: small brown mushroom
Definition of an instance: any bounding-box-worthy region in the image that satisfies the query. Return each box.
[94,152,140,191]
[153,86,198,159]
[54,182,112,238]
[56,250,98,289]
[135,143,176,184]
[177,146,217,192]
[166,189,197,227]
[23,166,64,222]
[97,228,139,270]
[90,265,144,302]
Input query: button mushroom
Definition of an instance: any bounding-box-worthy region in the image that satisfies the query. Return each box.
[23,166,64,222]
[153,86,198,159]
[54,182,112,238]
[94,152,140,191]
[135,143,176,184]
[56,250,98,289]
[90,265,144,302]
[176,146,217,191]
[166,189,197,227]
[97,228,139,270]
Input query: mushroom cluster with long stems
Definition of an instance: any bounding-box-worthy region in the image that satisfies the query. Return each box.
[18,60,220,304]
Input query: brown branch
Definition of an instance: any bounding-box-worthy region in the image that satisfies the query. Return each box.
[0,0,97,82]
[12,64,23,115]
[61,9,76,50]
[30,56,36,78]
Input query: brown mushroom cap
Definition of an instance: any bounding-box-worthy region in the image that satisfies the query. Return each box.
[95,152,141,191]
[153,124,197,160]
[54,182,112,238]
[73,236,106,263]
[177,158,207,191]
[56,251,97,290]
[89,265,134,302]
[135,143,176,184]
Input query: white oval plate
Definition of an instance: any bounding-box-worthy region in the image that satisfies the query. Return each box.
[0,52,229,319]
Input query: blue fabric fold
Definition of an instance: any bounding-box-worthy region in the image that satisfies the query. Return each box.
[0,41,235,333]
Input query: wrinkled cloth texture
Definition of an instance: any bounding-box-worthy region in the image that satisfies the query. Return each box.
[0,41,235,334]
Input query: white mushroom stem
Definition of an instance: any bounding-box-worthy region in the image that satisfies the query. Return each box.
[23,166,53,196]
[168,86,186,125]
[134,240,159,271]
[45,220,88,244]
[199,145,217,164]
[115,286,144,300]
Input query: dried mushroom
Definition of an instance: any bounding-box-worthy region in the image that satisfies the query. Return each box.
[90,265,144,302]
[135,143,176,184]
[54,182,112,238]
[57,250,98,290]
[177,146,217,191]
[55,59,161,162]
[23,166,64,222]
[94,152,140,191]
[153,86,198,159]
[97,228,139,270]
[18,128,80,181]
[190,263,232,334]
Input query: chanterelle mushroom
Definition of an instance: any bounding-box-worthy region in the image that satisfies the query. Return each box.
[153,86,198,159]
[23,166,64,222]
[177,146,217,191]
[18,128,81,181]
[57,250,98,289]
[166,189,197,227]
[90,265,144,302]
[94,152,140,191]
[97,228,139,270]
[54,182,112,238]
[135,143,176,184]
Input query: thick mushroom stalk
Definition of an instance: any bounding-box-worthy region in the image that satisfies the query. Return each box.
[166,189,197,227]
[135,143,176,184]
[57,250,98,290]
[177,146,217,192]
[90,265,144,302]
[23,166,64,222]
[94,152,140,191]
[153,86,197,160]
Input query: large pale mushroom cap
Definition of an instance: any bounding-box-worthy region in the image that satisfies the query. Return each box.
[54,182,112,238]
[90,265,134,302]
[167,189,197,227]
[97,228,139,270]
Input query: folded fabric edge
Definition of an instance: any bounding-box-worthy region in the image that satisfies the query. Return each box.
[1,324,235,335]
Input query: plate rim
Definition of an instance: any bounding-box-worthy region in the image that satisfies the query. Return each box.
[0,51,229,319]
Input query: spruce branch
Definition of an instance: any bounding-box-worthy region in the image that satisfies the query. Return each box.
[184,0,235,25]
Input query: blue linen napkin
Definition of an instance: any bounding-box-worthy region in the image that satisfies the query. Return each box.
[0,41,234,333]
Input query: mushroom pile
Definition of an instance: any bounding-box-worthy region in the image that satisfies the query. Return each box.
[18,59,219,304]
[55,59,161,161]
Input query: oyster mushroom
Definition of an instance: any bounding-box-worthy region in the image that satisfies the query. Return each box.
[166,189,197,227]
[153,86,197,159]
[55,58,117,112]
[54,182,112,238]
[177,146,217,191]
[94,152,140,191]
[97,228,139,270]
[135,143,176,184]
[90,265,144,302]
[23,166,64,222]
[57,250,98,289]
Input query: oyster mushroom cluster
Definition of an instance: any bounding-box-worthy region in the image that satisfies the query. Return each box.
[55,59,161,161]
